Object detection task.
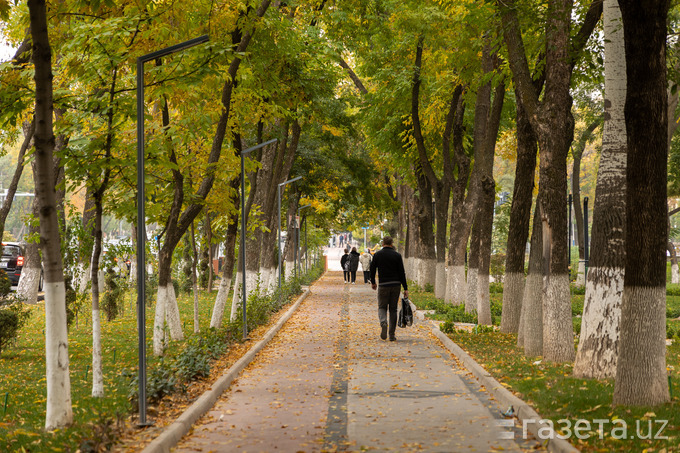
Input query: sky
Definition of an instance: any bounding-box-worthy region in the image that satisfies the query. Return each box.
[0,43,14,61]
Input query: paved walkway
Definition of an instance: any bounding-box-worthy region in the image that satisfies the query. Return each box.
[174,272,540,452]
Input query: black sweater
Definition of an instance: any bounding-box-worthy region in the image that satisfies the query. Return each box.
[369,246,408,290]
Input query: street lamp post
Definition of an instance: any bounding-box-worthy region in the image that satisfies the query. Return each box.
[297,204,311,277]
[239,139,277,339]
[136,35,208,426]
[278,176,302,289]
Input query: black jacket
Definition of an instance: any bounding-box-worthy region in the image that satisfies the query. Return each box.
[340,253,350,271]
[349,251,360,272]
[369,246,408,289]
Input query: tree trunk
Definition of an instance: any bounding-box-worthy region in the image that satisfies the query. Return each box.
[283,192,300,282]
[211,177,239,328]
[476,184,495,325]
[206,211,213,291]
[572,151,586,286]
[191,221,199,333]
[522,201,544,356]
[0,118,34,247]
[90,197,105,398]
[17,196,41,304]
[614,0,670,406]
[152,0,273,355]
[466,220,480,313]
[28,0,73,430]
[573,0,626,380]
[500,93,537,334]
[413,167,436,289]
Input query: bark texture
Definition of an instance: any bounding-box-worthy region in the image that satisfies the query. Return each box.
[614,0,670,406]
[573,0,626,380]
[28,0,73,430]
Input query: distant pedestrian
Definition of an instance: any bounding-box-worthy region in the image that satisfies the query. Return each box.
[370,236,408,341]
[360,250,372,283]
[339,234,344,248]
[349,247,360,284]
[340,248,351,283]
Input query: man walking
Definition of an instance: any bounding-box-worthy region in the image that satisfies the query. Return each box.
[370,236,408,341]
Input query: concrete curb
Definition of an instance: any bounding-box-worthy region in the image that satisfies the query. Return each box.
[142,287,312,453]
[413,307,579,453]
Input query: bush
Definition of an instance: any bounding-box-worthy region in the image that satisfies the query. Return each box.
[572,298,584,317]
[0,297,31,355]
[489,254,505,283]
[423,283,434,293]
[0,270,10,297]
[573,317,582,337]
[489,282,504,294]
[667,306,680,319]
[570,284,586,295]
[101,269,125,321]
[175,343,211,383]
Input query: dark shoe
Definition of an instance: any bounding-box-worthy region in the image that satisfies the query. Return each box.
[380,323,387,340]
[389,336,396,341]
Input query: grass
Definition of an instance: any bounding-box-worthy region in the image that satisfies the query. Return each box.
[411,285,680,452]
[0,264,323,451]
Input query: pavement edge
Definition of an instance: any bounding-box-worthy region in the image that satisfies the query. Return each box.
[141,285,314,453]
[413,306,579,453]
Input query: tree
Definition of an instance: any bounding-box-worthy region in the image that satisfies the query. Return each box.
[499,87,538,334]
[613,0,670,407]
[500,0,602,362]
[27,0,73,430]
[573,0,625,380]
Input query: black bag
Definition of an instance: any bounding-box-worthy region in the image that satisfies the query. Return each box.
[398,297,413,328]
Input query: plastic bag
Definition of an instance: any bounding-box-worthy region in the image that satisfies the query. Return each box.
[398,297,413,328]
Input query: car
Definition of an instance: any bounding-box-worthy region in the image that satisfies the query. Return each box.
[1,242,25,287]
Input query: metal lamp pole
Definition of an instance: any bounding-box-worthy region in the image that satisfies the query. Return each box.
[240,139,277,340]
[296,204,311,277]
[136,34,208,426]
[278,176,302,289]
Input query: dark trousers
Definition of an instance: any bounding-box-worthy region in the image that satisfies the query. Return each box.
[377,285,401,337]
[363,271,370,283]
[343,270,350,282]
[350,271,357,283]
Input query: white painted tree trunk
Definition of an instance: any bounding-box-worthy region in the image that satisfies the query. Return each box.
[210,276,232,328]
[542,274,575,362]
[465,268,478,313]
[409,258,420,286]
[153,285,168,356]
[76,262,90,293]
[672,263,679,284]
[435,262,446,299]
[259,266,271,295]
[614,286,669,405]
[91,307,104,397]
[522,273,543,356]
[152,284,183,356]
[230,271,242,322]
[17,266,41,304]
[44,282,73,430]
[573,0,627,379]
[403,257,412,280]
[128,257,136,285]
[165,283,183,340]
[575,261,586,286]
[285,259,295,281]
[500,272,524,333]
[445,265,466,305]
[477,272,492,325]
[574,267,624,378]
[417,258,436,290]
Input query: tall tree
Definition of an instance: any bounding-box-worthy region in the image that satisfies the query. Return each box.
[499,89,538,334]
[500,0,602,362]
[27,0,73,430]
[573,0,626,380]
[614,0,670,406]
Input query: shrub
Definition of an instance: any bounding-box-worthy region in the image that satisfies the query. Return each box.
[0,297,31,355]
[489,254,505,283]
[423,283,434,293]
[0,270,10,297]
[101,269,125,321]
[570,284,586,295]
[125,360,176,406]
[667,306,680,319]
[175,343,211,382]
[573,317,582,337]
[571,298,585,317]
[489,282,504,294]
